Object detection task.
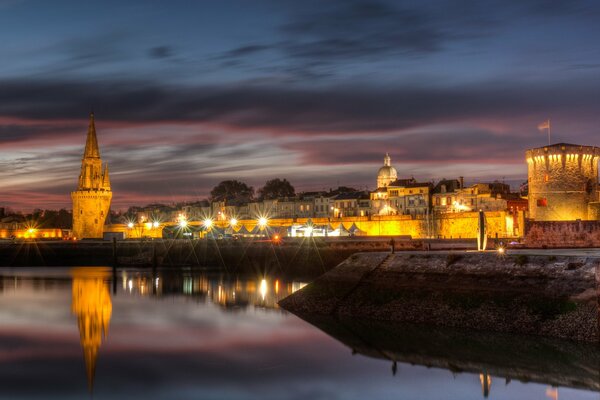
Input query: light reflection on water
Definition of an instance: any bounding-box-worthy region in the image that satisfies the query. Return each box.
[0,267,597,400]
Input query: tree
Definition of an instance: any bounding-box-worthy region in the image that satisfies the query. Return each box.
[210,180,254,205]
[259,178,296,200]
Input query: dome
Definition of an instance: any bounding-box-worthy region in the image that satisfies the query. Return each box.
[377,165,397,179]
[377,153,397,188]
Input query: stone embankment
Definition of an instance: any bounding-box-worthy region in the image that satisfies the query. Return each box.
[0,238,421,279]
[279,252,600,342]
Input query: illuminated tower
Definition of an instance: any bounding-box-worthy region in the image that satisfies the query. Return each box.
[71,113,112,238]
[526,143,600,221]
[71,268,112,391]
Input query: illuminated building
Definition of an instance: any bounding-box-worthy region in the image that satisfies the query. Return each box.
[526,143,600,221]
[71,113,112,238]
[71,268,112,391]
[371,178,432,217]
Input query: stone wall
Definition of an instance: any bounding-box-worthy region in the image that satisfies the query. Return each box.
[280,252,600,342]
[525,219,600,247]
[107,211,520,240]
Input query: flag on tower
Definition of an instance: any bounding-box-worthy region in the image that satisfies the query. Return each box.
[538,120,550,131]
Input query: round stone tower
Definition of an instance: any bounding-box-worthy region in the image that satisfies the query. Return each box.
[526,143,600,221]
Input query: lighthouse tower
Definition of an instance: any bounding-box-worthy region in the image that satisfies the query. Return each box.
[71,113,112,239]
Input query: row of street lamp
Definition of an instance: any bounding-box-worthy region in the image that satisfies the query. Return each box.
[177,215,269,230]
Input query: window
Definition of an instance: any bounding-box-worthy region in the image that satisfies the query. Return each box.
[537,198,548,207]
[436,197,441,206]
[544,174,549,182]
[446,196,452,205]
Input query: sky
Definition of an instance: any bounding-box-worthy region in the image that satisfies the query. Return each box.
[2,0,600,210]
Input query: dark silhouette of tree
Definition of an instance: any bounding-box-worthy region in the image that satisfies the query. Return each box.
[259,178,296,200]
[210,180,254,205]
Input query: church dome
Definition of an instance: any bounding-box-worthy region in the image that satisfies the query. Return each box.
[377,165,397,179]
[377,153,397,188]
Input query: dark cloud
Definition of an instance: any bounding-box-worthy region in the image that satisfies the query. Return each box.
[0,77,599,135]
[148,45,174,59]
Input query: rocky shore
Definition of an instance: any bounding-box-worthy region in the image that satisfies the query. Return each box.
[279,252,600,342]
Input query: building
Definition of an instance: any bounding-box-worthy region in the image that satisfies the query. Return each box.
[376,153,397,188]
[371,178,432,217]
[432,179,511,214]
[526,143,600,221]
[71,113,112,239]
[333,192,370,217]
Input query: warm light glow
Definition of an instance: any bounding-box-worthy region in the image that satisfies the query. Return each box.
[497,247,505,254]
[230,218,238,227]
[178,219,188,228]
[203,218,214,228]
[127,222,134,229]
[153,221,160,228]
[144,222,152,230]
[305,226,313,236]
[258,217,268,228]
[260,278,267,301]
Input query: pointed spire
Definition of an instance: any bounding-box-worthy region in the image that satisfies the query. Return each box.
[84,112,100,158]
[102,164,111,189]
[384,152,391,167]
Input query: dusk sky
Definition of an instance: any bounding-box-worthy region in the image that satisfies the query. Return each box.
[2,0,600,210]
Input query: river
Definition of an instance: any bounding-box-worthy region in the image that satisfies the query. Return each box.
[0,267,597,399]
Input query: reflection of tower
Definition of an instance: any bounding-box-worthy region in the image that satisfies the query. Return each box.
[71,113,112,239]
[480,372,492,398]
[71,267,112,391]
[546,387,559,400]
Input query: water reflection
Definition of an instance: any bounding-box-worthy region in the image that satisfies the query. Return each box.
[0,268,597,399]
[70,267,112,391]
[289,313,600,399]
[119,270,306,310]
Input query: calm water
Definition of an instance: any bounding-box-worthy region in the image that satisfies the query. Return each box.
[0,267,598,400]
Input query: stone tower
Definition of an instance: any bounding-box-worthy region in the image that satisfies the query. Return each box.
[526,143,600,221]
[71,113,112,239]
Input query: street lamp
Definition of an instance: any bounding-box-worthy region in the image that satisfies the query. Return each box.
[258,217,268,229]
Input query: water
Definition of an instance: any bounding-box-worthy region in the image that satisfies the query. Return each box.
[0,267,598,400]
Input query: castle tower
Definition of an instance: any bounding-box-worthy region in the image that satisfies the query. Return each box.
[526,143,600,221]
[71,113,112,239]
[71,267,112,392]
[377,153,398,188]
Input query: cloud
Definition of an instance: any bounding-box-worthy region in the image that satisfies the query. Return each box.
[148,46,174,59]
[0,77,599,135]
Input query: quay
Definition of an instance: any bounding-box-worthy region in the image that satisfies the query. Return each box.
[279,251,600,342]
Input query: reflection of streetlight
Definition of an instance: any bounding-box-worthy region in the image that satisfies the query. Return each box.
[260,279,267,301]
